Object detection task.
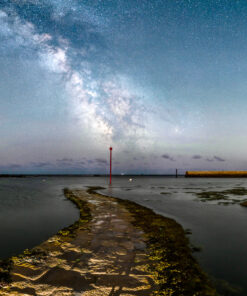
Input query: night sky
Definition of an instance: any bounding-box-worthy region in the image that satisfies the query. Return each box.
[1,0,247,174]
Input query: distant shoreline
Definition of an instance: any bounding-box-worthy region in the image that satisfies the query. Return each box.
[2,172,247,178]
[0,174,185,178]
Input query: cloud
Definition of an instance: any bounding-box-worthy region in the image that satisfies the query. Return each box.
[31,162,52,168]
[8,164,22,169]
[95,158,108,165]
[56,158,74,163]
[192,155,202,159]
[161,154,175,161]
[214,156,225,162]
[205,156,225,162]
[0,163,22,170]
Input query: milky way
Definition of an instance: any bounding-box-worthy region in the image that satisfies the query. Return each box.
[1,0,247,173]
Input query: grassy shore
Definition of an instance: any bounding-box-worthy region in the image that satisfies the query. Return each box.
[0,187,216,296]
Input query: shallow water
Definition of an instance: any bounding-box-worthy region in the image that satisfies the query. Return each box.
[0,176,246,295]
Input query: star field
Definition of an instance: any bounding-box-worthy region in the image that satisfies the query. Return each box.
[0,0,247,173]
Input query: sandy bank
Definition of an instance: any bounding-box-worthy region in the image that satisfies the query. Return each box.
[0,187,216,296]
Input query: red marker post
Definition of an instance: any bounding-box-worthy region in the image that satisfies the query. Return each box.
[109,147,113,185]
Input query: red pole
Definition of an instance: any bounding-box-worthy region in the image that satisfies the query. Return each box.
[109,147,112,185]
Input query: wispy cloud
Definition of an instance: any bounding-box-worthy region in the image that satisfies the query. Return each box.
[192,155,202,159]
[95,158,108,165]
[8,164,22,169]
[31,162,52,168]
[161,154,175,161]
[205,158,214,162]
[214,156,225,162]
[56,158,74,163]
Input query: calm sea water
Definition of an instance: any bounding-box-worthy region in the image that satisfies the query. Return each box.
[0,176,246,295]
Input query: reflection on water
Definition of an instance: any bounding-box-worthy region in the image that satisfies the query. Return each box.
[0,178,79,258]
[0,176,247,295]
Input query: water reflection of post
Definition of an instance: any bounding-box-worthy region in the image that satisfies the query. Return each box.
[109,147,113,185]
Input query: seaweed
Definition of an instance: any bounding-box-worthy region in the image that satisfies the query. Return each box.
[195,187,247,206]
[191,245,202,253]
[224,187,247,196]
[185,229,192,235]
[240,200,247,207]
[22,247,48,259]
[196,191,227,201]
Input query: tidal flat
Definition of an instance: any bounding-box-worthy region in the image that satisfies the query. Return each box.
[194,187,247,205]
[0,187,216,295]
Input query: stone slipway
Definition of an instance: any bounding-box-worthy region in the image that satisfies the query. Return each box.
[0,188,216,296]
